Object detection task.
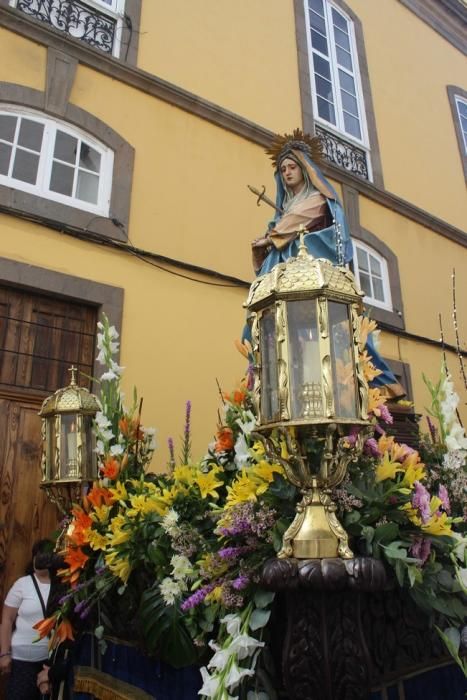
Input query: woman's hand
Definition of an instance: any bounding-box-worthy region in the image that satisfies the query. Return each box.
[37,664,50,693]
[0,653,11,675]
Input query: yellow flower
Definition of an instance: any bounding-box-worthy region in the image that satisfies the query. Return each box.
[91,505,111,523]
[173,465,196,485]
[422,512,452,536]
[375,452,403,482]
[360,350,383,382]
[226,471,258,507]
[127,494,165,518]
[109,514,126,534]
[401,502,422,526]
[251,441,265,458]
[205,586,223,603]
[250,461,284,494]
[400,461,426,488]
[368,387,386,414]
[87,530,109,551]
[105,551,131,583]
[195,469,224,499]
[109,481,128,503]
[377,434,395,454]
[359,317,378,350]
[108,526,131,547]
[197,552,228,577]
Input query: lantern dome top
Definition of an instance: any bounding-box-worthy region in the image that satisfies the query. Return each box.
[245,245,364,310]
[39,367,100,416]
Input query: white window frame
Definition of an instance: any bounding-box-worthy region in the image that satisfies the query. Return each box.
[304,0,370,149]
[9,0,125,58]
[454,95,467,155]
[353,240,392,312]
[0,106,113,216]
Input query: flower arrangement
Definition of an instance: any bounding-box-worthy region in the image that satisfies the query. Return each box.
[35,315,467,697]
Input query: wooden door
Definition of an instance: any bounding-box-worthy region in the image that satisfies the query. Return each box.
[0,286,97,602]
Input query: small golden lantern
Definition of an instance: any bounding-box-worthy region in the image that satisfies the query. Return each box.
[38,366,100,511]
[245,237,371,560]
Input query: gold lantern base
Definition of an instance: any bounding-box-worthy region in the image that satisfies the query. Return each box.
[278,481,353,559]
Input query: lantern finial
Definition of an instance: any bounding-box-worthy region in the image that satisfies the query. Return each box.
[68,365,78,386]
[297,226,308,258]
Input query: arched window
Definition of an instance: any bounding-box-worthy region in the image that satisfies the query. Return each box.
[305,0,368,146]
[0,106,113,216]
[353,240,392,311]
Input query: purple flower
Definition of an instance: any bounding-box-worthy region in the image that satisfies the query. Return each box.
[374,423,385,435]
[426,416,438,443]
[218,545,251,560]
[379,404,393,425]
[181,583,216,612]
[79,606,92,620]
[246,364,255,391]
[410,537,431,565]
[364,437,380,457]
[438,484,451,514]
[184,401,191,438]
[412,481,431,524]
[232,575,249,591]
[343,426,361,447]
[74,600,88,614]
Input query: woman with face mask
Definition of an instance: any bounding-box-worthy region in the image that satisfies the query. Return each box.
[0,540,52,699]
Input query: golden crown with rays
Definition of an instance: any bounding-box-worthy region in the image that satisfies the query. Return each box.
[266,128,324,170]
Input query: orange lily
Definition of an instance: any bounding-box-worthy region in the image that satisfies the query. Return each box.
[63,546,89,575]
[102,457,120,480]
[87,485,113,508]
[215,427,234,453]
[54,619,75,644]
[33,615,57,639]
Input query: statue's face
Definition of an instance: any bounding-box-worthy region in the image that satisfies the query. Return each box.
[280,157,304,193]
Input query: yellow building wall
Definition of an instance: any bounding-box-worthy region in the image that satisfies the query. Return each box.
[351,0,467,232]
[135,0,467,232]
[0,13,466,457]
[138,0,302,135]
[0,215,247,463]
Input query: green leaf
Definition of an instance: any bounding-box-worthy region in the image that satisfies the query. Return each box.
[254,590,275,609]
[138,585,197,667]
[250,609,271,631]
[373,522,399,545]
[435,626,467,676]
[345,510,361,525]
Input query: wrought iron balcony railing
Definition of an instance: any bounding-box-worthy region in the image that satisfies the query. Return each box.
[16,0,117,54]
[316,126,369,181]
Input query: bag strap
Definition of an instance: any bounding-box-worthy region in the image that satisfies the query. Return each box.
[30,574,47,619]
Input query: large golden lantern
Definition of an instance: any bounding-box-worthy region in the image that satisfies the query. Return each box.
[245,237,371,559]
[38,366,100,511]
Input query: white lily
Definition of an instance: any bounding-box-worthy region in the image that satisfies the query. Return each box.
[220,614,242,637]
[198,667,220,698]
[228,632,265,660]
[224,661,254,690]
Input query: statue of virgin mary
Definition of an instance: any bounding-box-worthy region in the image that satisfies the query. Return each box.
[250,130,403,399]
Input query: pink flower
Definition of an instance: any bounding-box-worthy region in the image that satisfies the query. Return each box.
[412,481,431,524]
[364,437,380,457]
[410,537,431,565]
[438,484,451,514]
[378,404,394,425]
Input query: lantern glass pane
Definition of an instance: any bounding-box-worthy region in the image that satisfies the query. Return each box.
[60,413,80,479]
[82,414,97,479]
[329,301,357,418]
[259,307,280,421]
[46,417,56,480]
[287,300,323,419]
